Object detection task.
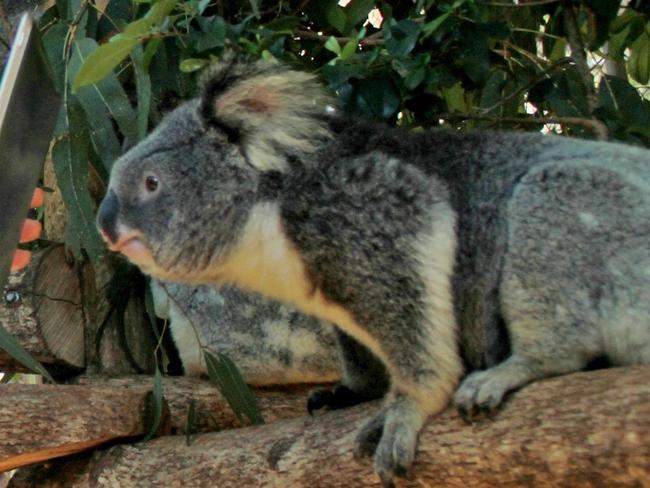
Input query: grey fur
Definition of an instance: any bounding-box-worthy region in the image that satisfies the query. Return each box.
[96,57,650,486]
[150,280,340,384]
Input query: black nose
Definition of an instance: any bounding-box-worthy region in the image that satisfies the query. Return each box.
[96,189,121,244]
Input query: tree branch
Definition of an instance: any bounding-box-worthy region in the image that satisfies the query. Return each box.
[561,0,600,115]
[295,29,383,47]
[10,366,650,487]
[439,112,609,140]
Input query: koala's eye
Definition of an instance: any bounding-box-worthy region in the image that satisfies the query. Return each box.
[144,175,160,193]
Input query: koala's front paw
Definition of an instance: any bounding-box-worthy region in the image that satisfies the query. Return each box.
[453,368,510,420]
[354,398,425,488]
[307,384,371,414]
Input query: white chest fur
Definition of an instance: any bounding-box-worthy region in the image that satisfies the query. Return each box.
[216,202,386,362]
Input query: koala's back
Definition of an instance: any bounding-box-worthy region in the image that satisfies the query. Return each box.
[323,117,650,369]
[502,155,650,366]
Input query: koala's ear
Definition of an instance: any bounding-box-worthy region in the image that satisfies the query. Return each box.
[199,55,334,172]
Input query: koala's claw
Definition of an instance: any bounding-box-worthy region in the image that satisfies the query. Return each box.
[307,384,372,415]
[353,411,385,459]
[454,368,510,419]
[354,400,421,487]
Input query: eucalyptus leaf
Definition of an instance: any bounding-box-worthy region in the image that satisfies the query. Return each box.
[132,44,153,140]
[69,40,122,170]
[72,37,140,90]
[42,22,69,94]
[0,323,55,383]
[69,38,139,155]
[185,399,198,445]
[143,367,164,442]
[52,99,105,263]
[204,350,264,425]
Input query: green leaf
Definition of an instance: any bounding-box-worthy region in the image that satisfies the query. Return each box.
[144,279,162,343]
[480,70,508,111]
[195,16,226,52]
[306,0,347,34]
[324,36,342,55]
[598,75,650,127]
[265,16,300,32]
[198,0,211,14]
[72,36,139,90]
[357,78,400,119]
[131,45,152,140]
[326,3,347,33]
[74,0,177,90]
[41,22,69,94]
[204,350,264,425]
[628,30,650,85]
[249,0,261,18]
[442,82,466,112]
[344,0,375,28]
[180,58,210,73]
[144,0,178,26]
[548,38,568,62]
[185,399,198,446]
[142,38,162,70]
[69,38,139,157]
[52,99,106,263]
[143,368,164,442]
[68,40,122,171]
[422,12,450,38]
[0,323,55,382]
[341,40,358,60]
[383,19,420,57]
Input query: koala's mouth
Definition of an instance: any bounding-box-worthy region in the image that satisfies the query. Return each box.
[105,229,156,269]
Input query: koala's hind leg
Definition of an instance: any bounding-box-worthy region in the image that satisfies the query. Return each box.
[455,160,650,417]
[308,330,389,414]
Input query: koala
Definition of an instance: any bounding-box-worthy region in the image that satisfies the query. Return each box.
[96,56,650,487]
[150,280,340,384]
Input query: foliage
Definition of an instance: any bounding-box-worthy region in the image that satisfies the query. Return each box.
[37,0,649,260]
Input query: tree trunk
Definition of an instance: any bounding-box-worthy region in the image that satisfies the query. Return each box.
[9,366,650,487]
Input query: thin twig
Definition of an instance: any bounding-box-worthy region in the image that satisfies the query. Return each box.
[561,0,598,113]
[295,29,383,46]
[481,58,571,114]
[438,112,609,139]
[480,0,560,6]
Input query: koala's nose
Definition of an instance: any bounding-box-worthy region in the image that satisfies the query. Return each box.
[96,190,121,244]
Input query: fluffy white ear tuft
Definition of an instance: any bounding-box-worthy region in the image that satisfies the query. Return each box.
[200,55,335,172]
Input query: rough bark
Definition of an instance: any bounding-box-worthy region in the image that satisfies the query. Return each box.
[0,376,315,472]
[10,366,650,487]
[0,246,84,373]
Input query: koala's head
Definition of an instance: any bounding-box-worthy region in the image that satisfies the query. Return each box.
[96,55,333,283]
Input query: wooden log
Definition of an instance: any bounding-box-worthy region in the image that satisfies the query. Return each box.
[9,366,650,487]
[0,246,84,373]
[0,245,158,377]
[0,384,146,473]
[0,376,315,473]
